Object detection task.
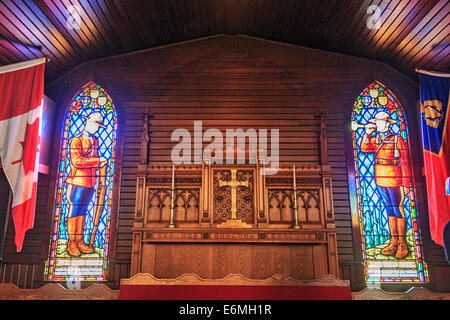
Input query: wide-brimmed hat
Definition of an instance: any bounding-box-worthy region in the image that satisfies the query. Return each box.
[369,111,397,124]
[82,112,105,127]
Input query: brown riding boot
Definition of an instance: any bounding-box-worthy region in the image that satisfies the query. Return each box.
[75,216,94,254]
[395,218,409,259]
[67,217,80,257]
[381,216,398,255]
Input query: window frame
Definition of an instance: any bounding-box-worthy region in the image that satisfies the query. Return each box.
[344,79,430,285]
[42,79,123,283]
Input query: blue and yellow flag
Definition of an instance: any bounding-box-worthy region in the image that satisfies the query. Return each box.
[419,70,450,247]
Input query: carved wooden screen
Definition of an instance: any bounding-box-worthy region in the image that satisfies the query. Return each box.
[213,169,255,224]
[147,189,200,223]
[268,189,321,224]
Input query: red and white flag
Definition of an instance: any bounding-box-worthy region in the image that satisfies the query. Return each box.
[0,58,45,252]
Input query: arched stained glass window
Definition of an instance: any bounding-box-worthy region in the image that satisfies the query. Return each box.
[351,81,428,283]
[45,82,117,281]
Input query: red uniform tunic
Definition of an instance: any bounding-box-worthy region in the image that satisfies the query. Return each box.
[360,133,411,188]
[66,135,100,187]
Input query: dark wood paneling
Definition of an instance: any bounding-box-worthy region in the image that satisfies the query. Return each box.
[144,243,328,280]
[1,35,448,291]
[43,35,410,285]
[0,173,50,263]
[0,0,448,83]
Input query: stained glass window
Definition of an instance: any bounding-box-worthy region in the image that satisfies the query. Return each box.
[45,82,117,281]
[351,81,428,283]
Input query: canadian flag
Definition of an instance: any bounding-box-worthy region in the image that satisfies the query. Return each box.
[0,58,45,252]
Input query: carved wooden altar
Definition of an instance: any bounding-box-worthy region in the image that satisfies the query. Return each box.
[130,111,339,281]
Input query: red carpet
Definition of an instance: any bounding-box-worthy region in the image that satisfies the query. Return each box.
[119,284,352,300]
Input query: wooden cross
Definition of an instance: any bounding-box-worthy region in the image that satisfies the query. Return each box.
[219,169,249,220]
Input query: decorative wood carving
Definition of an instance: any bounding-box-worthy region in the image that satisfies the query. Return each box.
[323,177,334,222]
[201,160,211,223]
[140,108,152,165]
[256,161,267,223]
[318,110,328,166]
[137,164,332,228]
[143,228,331,243]
[135,177,146,220]
[0,283,118,300]
[121,273,350,287]
[268,189,322,224]
[146,188,200,222]
[133,114,340,281]
[131,231,143,276]
[132,163,340,280]
[316,112,335,225]
[352,287,450,300]
[213,168,255,224]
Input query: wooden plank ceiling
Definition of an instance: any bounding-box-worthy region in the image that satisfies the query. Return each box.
[0,0,448,83]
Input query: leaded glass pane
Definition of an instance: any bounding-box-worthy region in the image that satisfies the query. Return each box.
[351,81,428,283]
[45,82,117,281]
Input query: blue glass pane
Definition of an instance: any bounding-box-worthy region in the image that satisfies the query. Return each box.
[46,82,117,281]
[351,82,427,283]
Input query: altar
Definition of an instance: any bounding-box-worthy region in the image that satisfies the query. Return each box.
[128,113,340,282]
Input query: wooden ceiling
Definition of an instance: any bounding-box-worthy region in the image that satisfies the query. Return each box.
[0,0,448,83]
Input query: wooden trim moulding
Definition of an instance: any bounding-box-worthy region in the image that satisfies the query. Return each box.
[121,273,350,287]
[0,283,118,300]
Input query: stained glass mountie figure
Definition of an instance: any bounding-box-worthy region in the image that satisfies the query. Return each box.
[351,81,428,283]
[45,82,117,281]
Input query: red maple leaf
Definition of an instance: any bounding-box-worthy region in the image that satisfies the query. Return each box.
[12,118,40,175]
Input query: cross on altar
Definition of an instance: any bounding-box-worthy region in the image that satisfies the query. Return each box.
[219,169,249,220]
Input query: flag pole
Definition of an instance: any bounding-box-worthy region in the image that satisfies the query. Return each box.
[0,57,47,75]
[0,188,12,264]
[415,67,450,77]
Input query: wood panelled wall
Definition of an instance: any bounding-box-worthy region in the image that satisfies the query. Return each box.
[0,35,448,291]
[0,173,50,267]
